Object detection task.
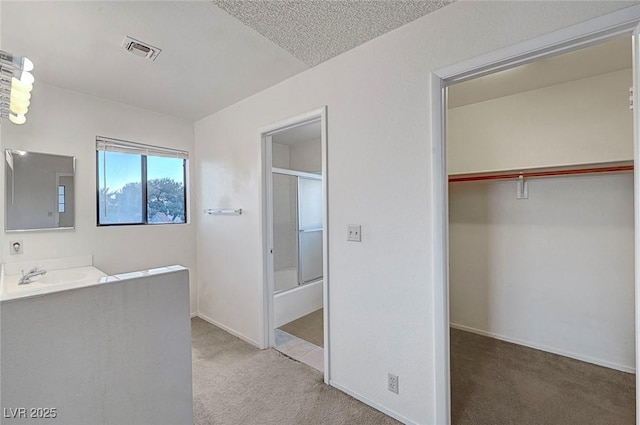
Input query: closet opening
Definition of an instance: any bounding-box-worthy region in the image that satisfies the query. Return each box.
[434,20,640,425]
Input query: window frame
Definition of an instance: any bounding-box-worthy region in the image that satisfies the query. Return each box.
[95,137,188,227]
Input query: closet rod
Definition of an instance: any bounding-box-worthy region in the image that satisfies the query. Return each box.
[449,165,634,183]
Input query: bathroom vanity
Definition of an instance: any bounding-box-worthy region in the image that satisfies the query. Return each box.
[0,256,193,425]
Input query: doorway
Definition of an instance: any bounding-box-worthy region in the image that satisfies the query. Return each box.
[56,173,74,228]
[261,107,329,383]
[431,8,640,425]
[449,35,634,424]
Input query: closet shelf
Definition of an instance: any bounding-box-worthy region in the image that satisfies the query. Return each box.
[448,161,633,183]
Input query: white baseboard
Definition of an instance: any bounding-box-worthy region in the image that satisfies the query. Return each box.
[196,312,262,348]
[329,380,419,425]
[450,323,635,374]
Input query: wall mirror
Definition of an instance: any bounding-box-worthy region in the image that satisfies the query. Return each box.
[5,149,76,231]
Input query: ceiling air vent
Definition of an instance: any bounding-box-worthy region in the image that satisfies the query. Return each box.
[121,36,161,61]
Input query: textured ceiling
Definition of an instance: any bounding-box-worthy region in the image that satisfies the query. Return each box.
[211,1,454,67]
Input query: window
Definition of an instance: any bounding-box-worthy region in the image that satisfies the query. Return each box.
[58,185,65,213]
[96,137,188,226]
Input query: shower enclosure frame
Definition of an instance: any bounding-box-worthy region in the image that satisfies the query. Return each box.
[272,167,324,292]
[259,106,329,384]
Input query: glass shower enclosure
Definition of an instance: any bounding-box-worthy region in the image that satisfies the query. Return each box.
[273,171,323,292]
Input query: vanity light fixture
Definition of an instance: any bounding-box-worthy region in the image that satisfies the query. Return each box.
[0,50,35,125]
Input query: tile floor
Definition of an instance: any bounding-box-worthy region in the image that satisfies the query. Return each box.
[278,308,324,347]
[274,328,324,372]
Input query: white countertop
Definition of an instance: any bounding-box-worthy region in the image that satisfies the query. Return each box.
[1,255,187,302]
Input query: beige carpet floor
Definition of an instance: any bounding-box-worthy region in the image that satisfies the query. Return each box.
[192,317,398,425]
[278,309,324,347]
[451,328,636,425]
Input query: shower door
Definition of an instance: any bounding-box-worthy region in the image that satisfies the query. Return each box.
[297,177,323,284]
[273,173,298,292]
[272,171,323,292]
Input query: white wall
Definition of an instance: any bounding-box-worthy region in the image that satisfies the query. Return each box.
[290,138,321,173]
[448,69,633,174]
[0,83,198,314]
[272,142,291,169]
[449,175,635,371]
[194,2,636,423]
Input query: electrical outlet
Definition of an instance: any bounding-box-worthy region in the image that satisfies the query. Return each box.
[10,240,23,255]
[388,373,399,394]
[347,224,361,242]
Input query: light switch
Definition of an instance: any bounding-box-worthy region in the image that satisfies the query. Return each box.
[347,225,361,242]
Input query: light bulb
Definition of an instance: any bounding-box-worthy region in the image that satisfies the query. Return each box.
[11,77,32,93]
[9,113,26,125]
[10,102,28,115]
[10,96,30,109]
[20,57,34,72]
[10,90,30,103]
[19,71,34,86]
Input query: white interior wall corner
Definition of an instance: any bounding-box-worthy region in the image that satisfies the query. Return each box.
[1,83,198,315]
[195,3,636,423]
[448,69,633,174]
[290,138,322,173]
[449,175,635,371]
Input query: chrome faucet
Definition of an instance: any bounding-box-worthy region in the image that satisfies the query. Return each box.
[18,267,47,285]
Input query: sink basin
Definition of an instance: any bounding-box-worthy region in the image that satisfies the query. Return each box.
[30,269,92,284]
[1,265,108,301]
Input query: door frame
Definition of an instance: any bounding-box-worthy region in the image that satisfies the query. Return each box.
[55,172,73,228]
[259,106,329,384]
[431,6,640,424]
